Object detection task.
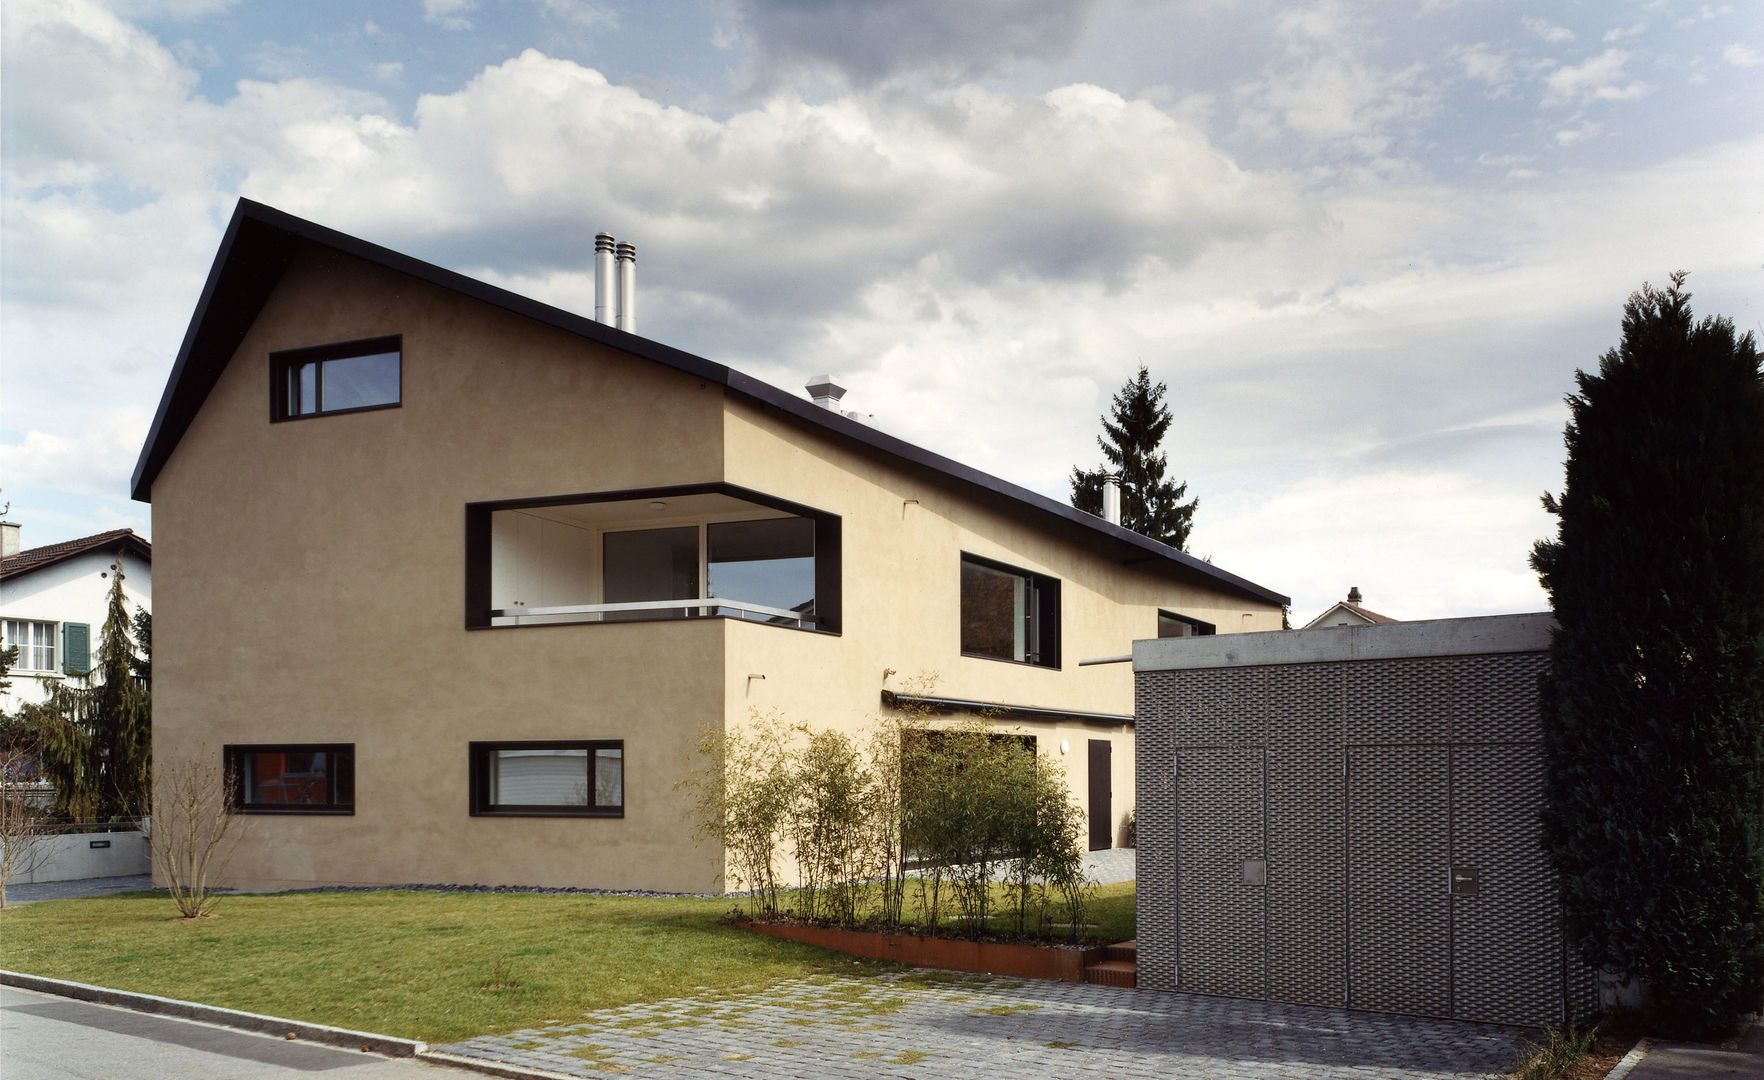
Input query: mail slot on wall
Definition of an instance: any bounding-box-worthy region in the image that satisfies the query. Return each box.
[1450,866,1478,895]
[89,839,111,849]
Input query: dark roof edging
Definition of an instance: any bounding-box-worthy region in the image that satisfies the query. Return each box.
[131,198,1289,609]
[881,689,1133,728]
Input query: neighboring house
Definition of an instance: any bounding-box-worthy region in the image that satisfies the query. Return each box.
[1301,586,1398,630]
[0,524,152,711]
[131,199,1289,893]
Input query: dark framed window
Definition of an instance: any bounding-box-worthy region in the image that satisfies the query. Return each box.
[1158,610,1216,638]
[270,335,401,420]
[226,744,354,814]
[960,553,1060,668]
[469,741,624,817]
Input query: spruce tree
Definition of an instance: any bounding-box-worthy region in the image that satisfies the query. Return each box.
[1071,365,1198,548]
[21,553,151,821]
[1531,273,1764,1035]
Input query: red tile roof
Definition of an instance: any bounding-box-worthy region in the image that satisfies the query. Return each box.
[0,529,151,581]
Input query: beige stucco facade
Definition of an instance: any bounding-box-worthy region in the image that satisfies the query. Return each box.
[147,235,1284,894]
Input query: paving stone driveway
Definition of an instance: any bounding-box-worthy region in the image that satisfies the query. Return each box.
[439,970,1527,1079]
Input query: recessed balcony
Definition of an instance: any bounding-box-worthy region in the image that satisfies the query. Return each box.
[465,485,840,633]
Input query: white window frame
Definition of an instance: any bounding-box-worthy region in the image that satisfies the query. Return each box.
[2,619,57,673]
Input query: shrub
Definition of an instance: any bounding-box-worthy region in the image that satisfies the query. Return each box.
[1532,273,1764,1035]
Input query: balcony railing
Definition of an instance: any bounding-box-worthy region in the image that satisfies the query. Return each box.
[489,598,813,628]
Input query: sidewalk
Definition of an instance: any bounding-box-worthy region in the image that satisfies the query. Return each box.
[3,875,154,905]
[1619,1019,1764,1079]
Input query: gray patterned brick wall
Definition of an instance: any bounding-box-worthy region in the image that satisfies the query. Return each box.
[1135,627,1596,1027]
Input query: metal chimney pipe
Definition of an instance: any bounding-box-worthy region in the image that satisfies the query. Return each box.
[615,241,636,333]
[1102,475,1122,526]
[594,233,616,326]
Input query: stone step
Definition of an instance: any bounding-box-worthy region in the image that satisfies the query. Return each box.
[1101,939,1136,964]
[1083,959,1137,988]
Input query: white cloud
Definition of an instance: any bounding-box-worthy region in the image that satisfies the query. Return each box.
[106,0,238,17]
[1674,4,1732,27]
[1522,15,1575,43]
[0,408,156,502]
[713,0,1099,88]
[373,61,405,83]
[1542,49,1650,107]
[1455,42,1514,91]
[1235,3,1438,159]
[171,37,218,66]
[535,0,616,30]
[1554,121,1601,145]
[422,0,475,31]
[1722,43,1762,67]
[1199,468,1554,620]
[1603,22,1647,43]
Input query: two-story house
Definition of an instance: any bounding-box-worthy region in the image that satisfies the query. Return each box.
[131,199,1289,893]
[1,524,152,711]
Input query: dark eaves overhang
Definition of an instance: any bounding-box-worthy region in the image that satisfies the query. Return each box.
[881,690,1132,728]
[131,199,1289,609]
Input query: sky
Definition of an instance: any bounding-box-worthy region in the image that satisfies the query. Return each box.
[2,0,1760,624]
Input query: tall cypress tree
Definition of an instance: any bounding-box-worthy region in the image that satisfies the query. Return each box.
[1531,273,1764,1035]
[1071,365,1198,548]
[21,553,151,822]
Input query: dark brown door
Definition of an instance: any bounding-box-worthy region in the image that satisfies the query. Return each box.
[1088,739,1112,851]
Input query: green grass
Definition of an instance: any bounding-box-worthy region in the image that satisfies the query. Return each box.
[0,881,1138,1045]
[0,890,885,1043]
[1086,880,1135,942]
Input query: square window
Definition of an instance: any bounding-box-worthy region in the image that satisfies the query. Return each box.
[2,620,57,672]
[470,741,624,817]
[960,554,1059,668]
[225,744,354,814]
[271,336,401,420]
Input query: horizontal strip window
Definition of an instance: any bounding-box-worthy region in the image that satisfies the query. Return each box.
[470,741,624,817]
[226,744,354,814]
[1158,610,1216,638]
[270,335,401,421]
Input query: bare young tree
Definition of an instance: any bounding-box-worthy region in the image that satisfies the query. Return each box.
[150,759,247,918]
[0,745,58,907]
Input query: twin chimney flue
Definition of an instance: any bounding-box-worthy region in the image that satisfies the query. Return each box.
[593,232,636,333]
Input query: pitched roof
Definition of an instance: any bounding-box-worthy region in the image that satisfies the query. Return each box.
[1,529,151,581]
[1300,601,1399,629]
[131,199,1290,609]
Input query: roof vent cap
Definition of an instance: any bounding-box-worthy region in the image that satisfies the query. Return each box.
[805,375,847,411]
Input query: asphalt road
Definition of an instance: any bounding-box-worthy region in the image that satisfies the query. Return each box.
[0,986,473,1080]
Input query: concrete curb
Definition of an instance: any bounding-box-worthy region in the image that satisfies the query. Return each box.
[0,970,597,1079]
[420,1050,589,1080]
[1,969,423,1058]
[1603,1038,1653,1080]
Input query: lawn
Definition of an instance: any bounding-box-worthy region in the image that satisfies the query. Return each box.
[0,883,1136,1044]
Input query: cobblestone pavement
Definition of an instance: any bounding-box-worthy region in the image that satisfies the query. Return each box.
[439,970,1525,1079]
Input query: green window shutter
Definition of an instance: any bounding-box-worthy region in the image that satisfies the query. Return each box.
[62,622,91,675]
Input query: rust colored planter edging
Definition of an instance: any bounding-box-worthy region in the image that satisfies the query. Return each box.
[742,922,1106,983]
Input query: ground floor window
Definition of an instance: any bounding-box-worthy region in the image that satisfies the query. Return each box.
[469,741,624,817]
[226,744,354,813]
